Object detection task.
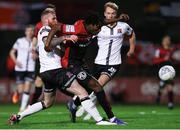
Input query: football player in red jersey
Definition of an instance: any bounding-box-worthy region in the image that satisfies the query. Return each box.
[46,12,129,124]
[153,35,175,109]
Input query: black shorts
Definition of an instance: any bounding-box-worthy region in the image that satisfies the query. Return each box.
[68,64,94,92]
[159,79,174,89]
[39,68,76,93]
[15,71,35,84]
[92,64,120,79]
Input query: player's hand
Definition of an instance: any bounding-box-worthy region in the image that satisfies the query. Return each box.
[119,13,130,21]
[127,50,134,57]
[64,35,78,43]
[15,61,23,68]
[31,49,38,60]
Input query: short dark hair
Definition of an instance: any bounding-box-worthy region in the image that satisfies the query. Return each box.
[84,12,103,27]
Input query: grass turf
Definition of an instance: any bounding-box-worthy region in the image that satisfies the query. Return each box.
[1,104,180,129]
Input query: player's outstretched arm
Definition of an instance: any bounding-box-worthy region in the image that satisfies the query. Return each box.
[127,32,136,57]
[45,25,78,52]
[50,35,78,47]
[104,13,130,25]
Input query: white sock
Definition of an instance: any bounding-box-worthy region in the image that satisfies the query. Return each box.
[81,99,102,122]
[89,92,97,104]
[73,95,78,100]
[77,92,96,116]
[19,102,43,120]
[110,117,116,122]
[20,93,30,111]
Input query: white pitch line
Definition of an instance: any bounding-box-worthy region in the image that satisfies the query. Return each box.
[138,112,180,115]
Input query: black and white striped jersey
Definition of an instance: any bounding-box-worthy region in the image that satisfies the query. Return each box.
[38,26,62,73]
[95,22,133,65]
[12,37,35,71]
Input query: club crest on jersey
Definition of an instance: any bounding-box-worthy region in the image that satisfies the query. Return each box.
[77,71,87,80]
[117,29,122,33]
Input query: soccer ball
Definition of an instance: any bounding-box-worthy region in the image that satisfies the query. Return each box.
[158,65,176,81]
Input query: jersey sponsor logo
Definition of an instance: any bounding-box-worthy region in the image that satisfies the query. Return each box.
[108,67,117,76]
[65,25,75,32]
[117,28,122,33]
[77,71,87,80]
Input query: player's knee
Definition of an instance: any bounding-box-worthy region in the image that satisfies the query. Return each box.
[35,78,43,87]
[98,80,106,86]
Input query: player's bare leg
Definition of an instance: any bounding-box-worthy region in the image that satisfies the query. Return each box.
[9,91,56,125]
[98,74,111,86]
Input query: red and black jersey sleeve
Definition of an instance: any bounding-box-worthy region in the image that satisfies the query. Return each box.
[60,20,92,68]
[61,20,92,42]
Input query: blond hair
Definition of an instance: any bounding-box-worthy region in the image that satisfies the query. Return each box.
[104,2,119,11]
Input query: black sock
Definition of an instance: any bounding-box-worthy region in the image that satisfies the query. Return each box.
[95,90,114,119]
[30,87,42,105]
[168,91,174,103]
[74,96,81,107]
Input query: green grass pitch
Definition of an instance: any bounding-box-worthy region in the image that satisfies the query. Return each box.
[1,104,180,129]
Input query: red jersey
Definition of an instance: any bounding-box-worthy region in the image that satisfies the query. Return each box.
[60,20,92,42]
[34,22,43,38]
[60,20,93,68]
[153,47,173,65]
[62,20,87,35]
